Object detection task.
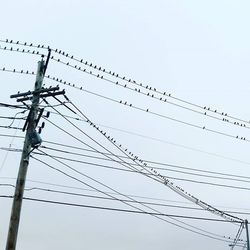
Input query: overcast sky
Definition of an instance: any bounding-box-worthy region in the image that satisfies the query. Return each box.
[1,1,250,250]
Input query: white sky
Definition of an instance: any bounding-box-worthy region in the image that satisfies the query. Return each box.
[1,1,250,249]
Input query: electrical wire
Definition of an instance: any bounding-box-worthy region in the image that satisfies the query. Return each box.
[3,146,250,192]
[0,194,246,246]
[0,118,22,173]
[1,179,250,216]
[0,190,244,224]
[39,145,250,184]
[230,223,245,249]
[32,99,243,230]
[46,76,250,143]
[2,130,250,177]
[30,154,233,241]
[31,150,250,191]
[1,66,249,143]
[0,125,22,130]
[0,102,28,110]
[61,97,244,223]
[1,39,249,130]
[40,108,250,167]
[49,55,250,132]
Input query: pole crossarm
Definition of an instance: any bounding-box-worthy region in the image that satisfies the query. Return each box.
[10,86,60,99]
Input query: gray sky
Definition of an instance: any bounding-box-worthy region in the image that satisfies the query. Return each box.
[1,1,250,249]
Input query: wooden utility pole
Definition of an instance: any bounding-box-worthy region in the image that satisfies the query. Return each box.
[246,220,250,250]
[5,59,45,250]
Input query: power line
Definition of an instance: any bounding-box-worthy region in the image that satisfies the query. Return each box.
[0,102,27,110]
[4,147,250,192]
[32,150,250,191]
[0,118,22,173]
[1,178,250,215]
[35,97,244,227]
[50,55,250,131]
[1,66,249,143]
[0,95,244,223]
[0,125,23,130]
[1,38,249,130]
[61,97,244,223]
[0,193,244,224]
[1,39,247,243]
[40,105,250,168]
[31,153,234,241]
[2,130,250,176]
[39,144,250,184]
[41,96,245,227]
[45,76,250,143]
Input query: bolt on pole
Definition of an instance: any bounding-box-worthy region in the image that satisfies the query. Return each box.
[5,59,45,250]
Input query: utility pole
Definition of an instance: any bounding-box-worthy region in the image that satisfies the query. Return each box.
[245,220,250,250]
[5,59,45,250]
